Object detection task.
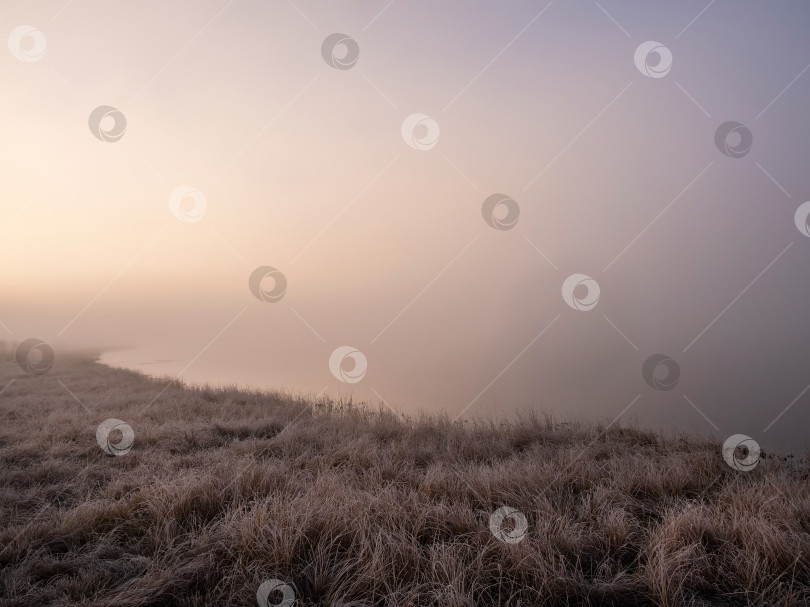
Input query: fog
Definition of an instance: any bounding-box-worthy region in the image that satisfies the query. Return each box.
[3,0,810,452]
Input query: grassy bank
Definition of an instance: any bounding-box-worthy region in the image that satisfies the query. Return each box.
[0,353,808,606]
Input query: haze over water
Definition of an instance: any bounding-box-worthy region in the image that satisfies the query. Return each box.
[4,1,810,452]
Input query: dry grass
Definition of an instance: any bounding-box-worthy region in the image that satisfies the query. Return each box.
[0,351,808,606]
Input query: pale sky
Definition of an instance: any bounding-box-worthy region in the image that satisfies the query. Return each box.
[2,1,810,452]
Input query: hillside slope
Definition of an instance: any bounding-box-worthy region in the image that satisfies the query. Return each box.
[0,354,808,606]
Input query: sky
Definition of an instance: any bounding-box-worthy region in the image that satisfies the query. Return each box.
[2,1,810,452]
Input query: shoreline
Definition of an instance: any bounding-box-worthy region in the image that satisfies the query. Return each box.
[95,349,728,446]
[2,340,805,457]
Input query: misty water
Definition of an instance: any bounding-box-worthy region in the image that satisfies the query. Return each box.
[99,325,810,457]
